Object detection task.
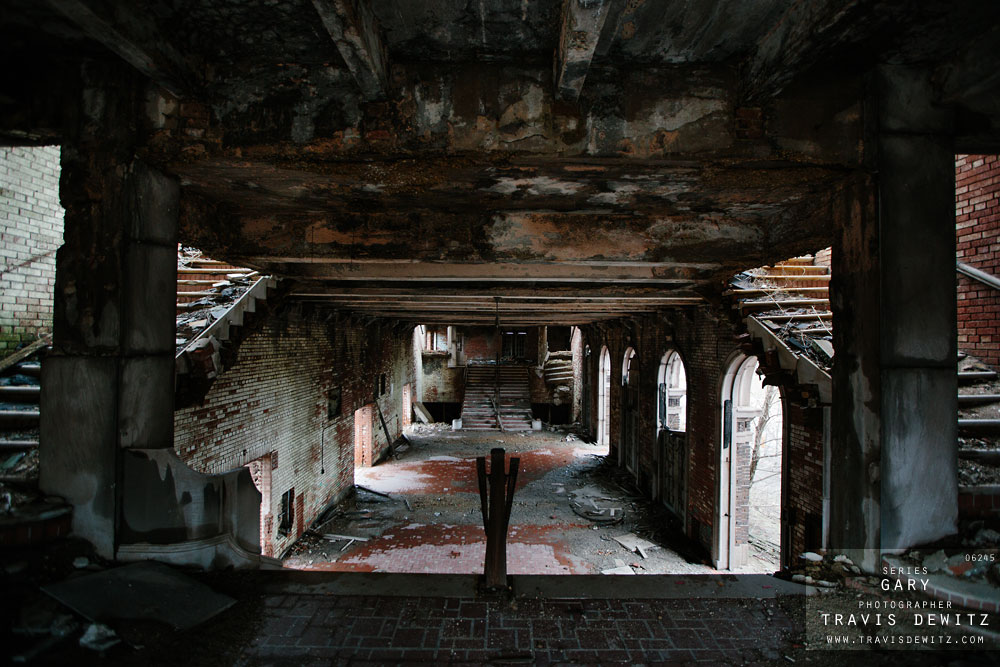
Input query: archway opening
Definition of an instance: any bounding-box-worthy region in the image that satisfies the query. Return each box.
[597,346,611,447]
[719,355,783,571]
[657,351,687,521]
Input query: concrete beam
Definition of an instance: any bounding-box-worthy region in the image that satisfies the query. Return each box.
[741,0,868,103]
[934,23,1000,117]
[245,260,712,285]
[290,285,703,300]
[311,0,389,100]
[45,0,196,96]
[555,0,612,101]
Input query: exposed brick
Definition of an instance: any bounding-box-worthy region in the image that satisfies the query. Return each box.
[0,146,63,353]
[175,309,416,557]
[956,154,1000,370]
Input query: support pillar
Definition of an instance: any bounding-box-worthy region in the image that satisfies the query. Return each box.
[39,64,179,559]
[830,66,957,571]
[876,66,957,553]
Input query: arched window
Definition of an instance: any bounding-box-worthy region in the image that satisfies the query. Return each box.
[622,347,636,386]
[657,351,687,432]
[621,347,639,473]
[597,346,611,447]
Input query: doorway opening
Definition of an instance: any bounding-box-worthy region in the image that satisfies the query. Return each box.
[718,354,783,571]
[354,405,374,468]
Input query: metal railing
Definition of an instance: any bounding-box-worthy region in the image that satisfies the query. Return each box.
[958,261,1000,291]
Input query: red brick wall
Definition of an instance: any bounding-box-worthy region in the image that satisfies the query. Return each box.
[583,308,736,554]
[785,402,825,557]
[175,307,415,557]
[956,154,1000,370]
[0,146,64,353]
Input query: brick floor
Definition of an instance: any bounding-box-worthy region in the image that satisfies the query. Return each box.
[238,593,798,665]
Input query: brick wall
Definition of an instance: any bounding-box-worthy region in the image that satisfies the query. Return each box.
[581,308,826,566]
[785,403,825,557]
[175,306,415,557]
[420,353,463,402]
[956,154,1000,370]
[0,146,64,353]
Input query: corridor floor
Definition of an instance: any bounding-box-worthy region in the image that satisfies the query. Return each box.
[283,427,776,575]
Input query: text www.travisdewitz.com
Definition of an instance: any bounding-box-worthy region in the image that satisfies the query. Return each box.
[826,635,985,645]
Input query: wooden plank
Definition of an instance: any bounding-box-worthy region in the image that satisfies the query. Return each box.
[0,334,51,374]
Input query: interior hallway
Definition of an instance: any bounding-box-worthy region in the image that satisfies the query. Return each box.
[284,427,777,575]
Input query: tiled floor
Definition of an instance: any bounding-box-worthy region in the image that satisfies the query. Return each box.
[285,429,769,575]
[240,592,799,665]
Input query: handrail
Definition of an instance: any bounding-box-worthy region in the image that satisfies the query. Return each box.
[489,395,505,432]
[958,261,1000,292]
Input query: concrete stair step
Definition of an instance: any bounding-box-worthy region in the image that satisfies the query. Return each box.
[0,386,40,402]
[959,419,1000,435]
[4,362,41,378]
[958,394,1000,406]
[959,449,1000,465]
[762,265,829,275]
[0,410,40,428]
[0,439,39,451]
[959,371,998,384]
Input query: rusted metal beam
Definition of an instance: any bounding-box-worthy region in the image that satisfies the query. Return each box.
[555,0,612,101]
[311,0,389,100]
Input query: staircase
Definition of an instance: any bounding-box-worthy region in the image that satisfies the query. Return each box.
[0,351,43,484]
[957,352,1000,494]
[174,249,279,408]
[461,365,533,431]
[543,351,573,385]
[728,255,834,367]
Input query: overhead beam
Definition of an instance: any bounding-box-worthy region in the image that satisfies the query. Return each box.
[311,0,389,100]
[741,0,869,103]
[244,259,713,284]
[934,23,1000,116]
[46,0,196,96]
[287,283,704,299]
[554,0,612,101]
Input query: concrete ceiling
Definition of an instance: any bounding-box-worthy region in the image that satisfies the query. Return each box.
[4,0,1000,326]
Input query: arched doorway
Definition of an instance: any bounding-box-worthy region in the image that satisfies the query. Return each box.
[718,354,783,570]
[597,346,611,446]
[621,347,638,474]
[657,351,687,519]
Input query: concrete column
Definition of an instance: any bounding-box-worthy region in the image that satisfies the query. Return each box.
[830,66,957,570]
[39,65,179,558]
[876,66,957,553]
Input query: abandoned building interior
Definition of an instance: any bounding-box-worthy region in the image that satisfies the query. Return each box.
[2,0,1000,662]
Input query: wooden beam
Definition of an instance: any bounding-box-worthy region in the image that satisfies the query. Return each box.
[555,0,612,102]
[311,0,389,100]
[46,0,195,96]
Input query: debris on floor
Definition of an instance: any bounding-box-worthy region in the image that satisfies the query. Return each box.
[612,533,660,559]
[284,427,739,575]
[42,560,236,631]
